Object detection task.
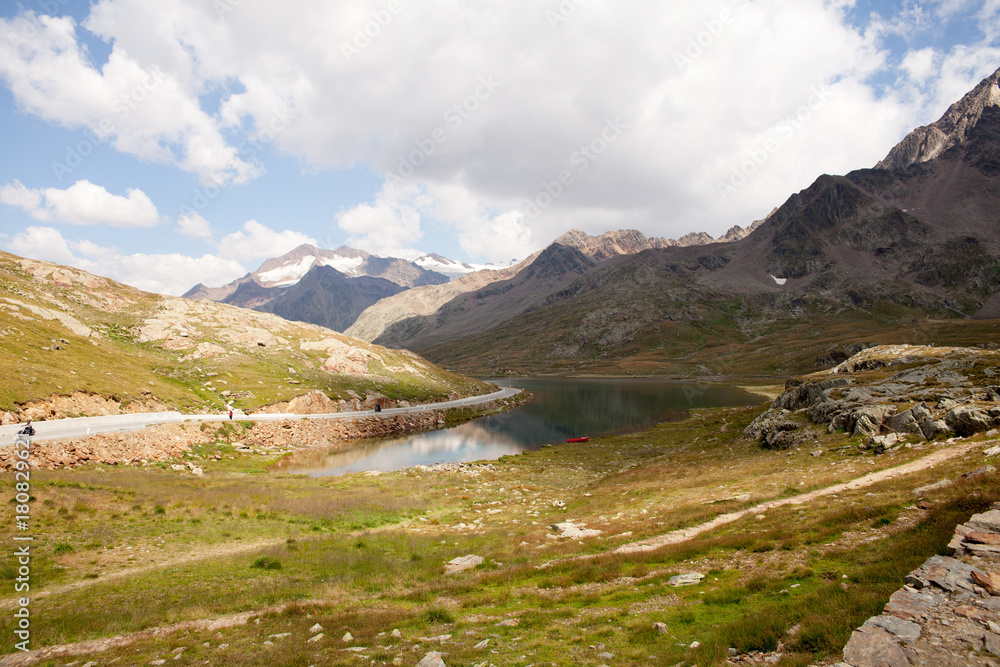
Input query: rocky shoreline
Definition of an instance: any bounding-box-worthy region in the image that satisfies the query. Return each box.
[0,411,447,471]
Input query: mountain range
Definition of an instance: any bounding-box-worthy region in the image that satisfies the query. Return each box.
[356,66,1000,375]
[185,224,762,335]
[182,67,1000,376]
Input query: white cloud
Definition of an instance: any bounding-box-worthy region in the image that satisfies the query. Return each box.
[2,0,999,259]
[218,220,316,262]
[0,11,257,185]
[4,226,246,295]
[0,179,160,227]
[902,48,939,84]
[6,226,78,266]
[335,181,429,259]
[177,212,214,241]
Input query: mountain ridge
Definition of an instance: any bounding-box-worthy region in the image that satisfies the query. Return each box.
[390,67,1000,375]
[877,65,1000,170]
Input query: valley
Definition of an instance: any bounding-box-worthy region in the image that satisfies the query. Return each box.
[4,345,1000,666]
[0,64,999,667]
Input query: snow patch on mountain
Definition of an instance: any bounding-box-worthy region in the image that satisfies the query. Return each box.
[415,254,520,280]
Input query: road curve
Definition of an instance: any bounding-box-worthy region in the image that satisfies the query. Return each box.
[0,387,522,447]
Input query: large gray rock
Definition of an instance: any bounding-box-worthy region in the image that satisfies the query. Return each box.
[886,409,923,436]
[416,652,447,667]
[852,406,888,438]
[905,555,985,593]
[445,555,484,573]
[772,378,849,411]
[667,573,705,587]
[921,418,952,440]
[946,407,998,437]
[842,627,911,667]
[862,615,921,644]
[743,409,802,449]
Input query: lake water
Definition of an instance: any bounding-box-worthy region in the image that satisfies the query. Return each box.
[272,378,763,477]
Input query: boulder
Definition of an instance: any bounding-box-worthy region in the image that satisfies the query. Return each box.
[548,522,603,539]
[667,573,705,587]
[886,409,923,435]
[445,555,484,573]
[772,378,849,411]
[416,652,447,667]
[743,409,802,450]
[945,406,998,437]
[921,418,952,440]
[842,627,911,667]
[851,406,888,438]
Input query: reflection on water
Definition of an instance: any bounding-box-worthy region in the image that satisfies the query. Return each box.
[272,378,763,477]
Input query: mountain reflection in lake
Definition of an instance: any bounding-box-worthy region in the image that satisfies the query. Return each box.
[272,378,763,477]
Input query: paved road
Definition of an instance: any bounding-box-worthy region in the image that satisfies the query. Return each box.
[0,387,521,447]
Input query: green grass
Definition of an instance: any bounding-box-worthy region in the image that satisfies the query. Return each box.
[3,352,999,664]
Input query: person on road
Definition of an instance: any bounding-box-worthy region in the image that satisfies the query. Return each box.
[19,420,35,436]
[228,409,234,420]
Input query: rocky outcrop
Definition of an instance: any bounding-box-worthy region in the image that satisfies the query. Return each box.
[876,66,1000,171]
[14,392,168,422]
[946,407,1000,438]
[749,345,1000,452]
[743,408,805,450]
[840,501,1000,666]
[772,378,849,411]
[258,390,391,415]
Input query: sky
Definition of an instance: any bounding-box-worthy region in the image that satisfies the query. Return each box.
[0,0,998,295]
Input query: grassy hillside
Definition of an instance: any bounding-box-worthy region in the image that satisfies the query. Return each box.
[0,251,490,416]
[414,262,1000,378]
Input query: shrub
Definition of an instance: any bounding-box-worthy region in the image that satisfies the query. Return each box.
[424,608,454,624]
[251,556,282,570]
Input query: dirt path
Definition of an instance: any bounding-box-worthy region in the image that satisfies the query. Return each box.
[0,537,285,611]
[613,440,985,555]
[0,600,329,667]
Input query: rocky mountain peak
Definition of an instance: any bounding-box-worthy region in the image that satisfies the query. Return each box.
[553,229,657,260]
[877,65,1000,170]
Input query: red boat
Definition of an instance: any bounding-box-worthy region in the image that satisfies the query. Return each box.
[566,437,590,443]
